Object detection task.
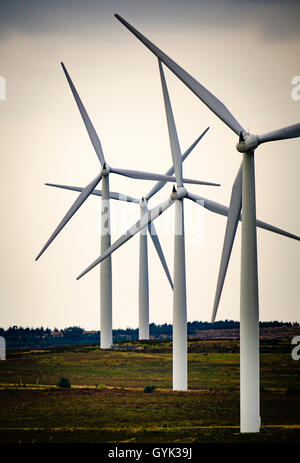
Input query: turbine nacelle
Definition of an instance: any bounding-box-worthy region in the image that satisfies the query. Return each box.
[170,186,188,201]
[139,197,148,209]
[236,133,259,153]
[101,163,111,176]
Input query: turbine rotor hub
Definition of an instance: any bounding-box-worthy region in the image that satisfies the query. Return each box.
[236,133,259,153]
[170,186,188,200]
[101,163,111,176]
[139,197,148,208]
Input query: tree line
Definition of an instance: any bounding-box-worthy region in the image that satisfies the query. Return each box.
[0,320,298,349]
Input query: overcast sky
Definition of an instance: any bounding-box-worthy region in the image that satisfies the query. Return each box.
[0,0,299,330]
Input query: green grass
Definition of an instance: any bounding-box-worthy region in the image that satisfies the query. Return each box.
[0,338,299,443]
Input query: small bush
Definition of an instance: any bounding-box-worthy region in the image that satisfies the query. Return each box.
[144,385,156,393]
[57,377,71,389]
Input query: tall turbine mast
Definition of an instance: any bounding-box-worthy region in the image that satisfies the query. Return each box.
[158,59,187,391]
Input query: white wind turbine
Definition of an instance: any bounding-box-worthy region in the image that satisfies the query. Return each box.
[113,14,300,432]
[46,127,210,340]
[35,62,215,349]
[76,59,299,393]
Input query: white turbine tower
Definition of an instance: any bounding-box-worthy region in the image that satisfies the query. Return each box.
[46,128,210,340]
[114,15,300,432]
[76,59,299,393]
[36,62,214,349]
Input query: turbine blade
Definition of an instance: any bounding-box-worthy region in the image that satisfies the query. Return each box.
[45,183,139,203]
[108,192,140,204]
[115,14,246,137]
[211,165,242,322]
[61,62,105,165]
[158,60,183,187]
[111,166,219,186]
[258,123,300,144]
[145,127,210,201]
[188,188,300,242]
[180,127,209,163]
[77,198,175,279]
[35,173,102,261]
[187,165,242,322]
[255,219,300,241]
[188,164,300,320]
[187,192,229,217]
[148,220,173,289]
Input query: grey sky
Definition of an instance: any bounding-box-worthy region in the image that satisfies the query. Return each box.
[0,0,299,330]
[0,0,300,40]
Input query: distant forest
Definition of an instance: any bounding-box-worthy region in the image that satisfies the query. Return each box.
[0,320,298,349]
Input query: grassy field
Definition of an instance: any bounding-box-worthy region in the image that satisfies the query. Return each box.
[0,338,299,443]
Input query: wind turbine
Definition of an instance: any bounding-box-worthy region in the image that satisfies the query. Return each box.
[77,59,198,391]
[113,14,300,432]
[46,128,210,340]
[75,59,299,394]
[35,62,215,349]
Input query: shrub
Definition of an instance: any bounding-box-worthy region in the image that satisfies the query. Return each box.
[144,385,156,393]
[57,377,71,389]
